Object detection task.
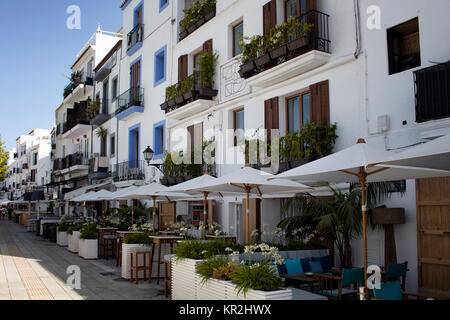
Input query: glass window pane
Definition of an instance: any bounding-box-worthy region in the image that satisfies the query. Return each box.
[302,93,310,125]
[287,97,300,133]
[235,110,245,144]
[233,23,244,57]
[286,0,297,20]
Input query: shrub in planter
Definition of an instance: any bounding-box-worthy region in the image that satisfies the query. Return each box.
[57,220,72,247]
[175,240,241,261]
[230,264,284,297]
[122,232,153,279]
[79,223,98,259]
[196,255,234,283]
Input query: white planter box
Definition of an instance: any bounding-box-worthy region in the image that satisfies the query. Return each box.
[57,231,68,247]
[68,231,80,253]
[171,258,203,300]
[197,278,228,300]
[78,239,98,259]
[227,282,293,300]
[121,244,152,279]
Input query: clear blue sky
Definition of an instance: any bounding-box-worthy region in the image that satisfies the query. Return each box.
[0,0,123,150]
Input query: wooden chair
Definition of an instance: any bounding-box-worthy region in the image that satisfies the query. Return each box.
[130,251,152,285]
[383,262,408,291]
[371,281,438,300]
[102,235,117,260]
[164,260,171,298]
[316,268,365,300]
[116,237,123,266]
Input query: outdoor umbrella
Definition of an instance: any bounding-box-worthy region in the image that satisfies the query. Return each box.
[381,134,450,171]
[105,186,139,225]
[166,174,223,239]
[186,165,312,244]
[81,190,113,225]
[31,190,46,220]
[119,183,192,232]
[270,138,450,292]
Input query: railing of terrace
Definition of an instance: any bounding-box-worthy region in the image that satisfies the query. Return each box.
[112,160,146,182]
[116,87,144,115]
[127,24,144,52]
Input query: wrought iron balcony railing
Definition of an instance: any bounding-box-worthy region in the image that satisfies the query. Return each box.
[127,24,144,52]
[112,160,145,182]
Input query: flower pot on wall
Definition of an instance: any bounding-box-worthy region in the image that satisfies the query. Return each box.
[167,98,176,107]
[175,177,185,184]
[175,95,185,105]
[238,61,255,78]
[78,239,98,259]
[68,231,80,253]
[204,10,215,22]
[160,178,169,186]
[57,231,68,247]
[160,101,168,110]
[198,88,218,99]
[288,159,309,169]
[278,161,290,173]
[269,44,288,60]
[187,24,196,34]
[183,90,197,102]
[195,17,205,28]
[179,30,188,41]
[168,177,177,185]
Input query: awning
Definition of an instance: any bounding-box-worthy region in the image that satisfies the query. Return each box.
[64,182,111,200]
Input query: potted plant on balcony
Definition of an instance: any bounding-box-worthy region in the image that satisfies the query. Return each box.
[87,100,101,119]
[286,18,314,54]
[198,51,219,99]
[175,82,185,105]
[238,35,263,78]
[96,126,108,139]
[203,0,216,22]
[166,85,177,108]
[182,75,197,102]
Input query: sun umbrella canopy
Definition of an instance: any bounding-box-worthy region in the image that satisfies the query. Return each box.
[120,183,192,200]
[381,134,450,171]
[188,166,311,195]
[106,185,139,200]
[272,139,450,183]
[72,191,96,202]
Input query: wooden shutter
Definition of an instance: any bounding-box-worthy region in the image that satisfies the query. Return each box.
[310,80,330,125]
[178,55,188,82]
[264,97,279,142]
[158,202,176,230]
[203,39,213,54]
[263,0,277,35]
[130,60,140,89]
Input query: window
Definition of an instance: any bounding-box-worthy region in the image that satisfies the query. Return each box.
[159,0,169,12]
[134,3,143,27]
[110,134,116,158]
[32,153,38,165]
[284,0,307,21]
[153,120,166,159]
[111,77,118,101]
[154,45,167,87]
[232,22,244,57]
[387,18,421,75]
[286,92,310,133]
[233,108,245,146]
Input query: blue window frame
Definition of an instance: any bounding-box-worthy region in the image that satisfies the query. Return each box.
[159,0,169,12]
[128,123,141,168]
[153,120,166,160]
[154,45,167,87]
[133,1,144,27]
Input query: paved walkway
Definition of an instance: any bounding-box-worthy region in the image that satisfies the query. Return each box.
[0,220,166,300]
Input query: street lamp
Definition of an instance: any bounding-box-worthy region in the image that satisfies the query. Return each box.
[143,146,154,165]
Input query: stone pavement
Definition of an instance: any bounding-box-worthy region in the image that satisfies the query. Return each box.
[0,220,167,300]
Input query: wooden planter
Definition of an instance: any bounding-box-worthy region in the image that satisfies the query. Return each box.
[199,88,218,99]
[238,61,255,78]
[160,101,168,110]
[160,178,169,186]
[269,44,288,60]
[254,53,271,67]
[289,159,309,169]
[68,231,80,253]
[167,98,176,107]
[204,10,215,22]
[175,95,185,105]
[195,17,205,28]
[78,239,98,260]
[175,177,185,184]
[187,24,196,34]
[179,30,188,41]
[168,177,177,185]
[183,90,197,101]
[57,231,68,247]
[287,36,310,53]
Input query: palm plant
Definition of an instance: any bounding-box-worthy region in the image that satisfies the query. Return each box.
[280,182,404,268]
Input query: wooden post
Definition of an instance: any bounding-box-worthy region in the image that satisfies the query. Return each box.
[359,167,368,294]
[152,196,157,233]
[102,200,105,226]
[131,199,134,226]
[246,187,250,244]
[203,192,209,240]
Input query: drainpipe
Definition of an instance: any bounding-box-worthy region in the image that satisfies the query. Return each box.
[354,0,362,59]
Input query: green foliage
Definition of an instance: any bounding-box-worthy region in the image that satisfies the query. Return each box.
[180,0,216,31]
[165,85,178,100]
[196,255,232,283]
[87,100,100,118]
[0,139,9,181]
[80,223,98,240]
[175,240,241,261]
[96,126,108,139]
[58,221,72,232]
[240,17,313,64]
[124,232,152,245]
[231,264,284,297]
[199,51,218,88]
[67,224,82,235]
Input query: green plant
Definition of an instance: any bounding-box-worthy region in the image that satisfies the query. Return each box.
[199,51,218,88]
[96,126,108,139]
[166,85,178,100]
[239,35,265,64]
[124,232,152,245]
[212,264,237,281]
[80,223,98,240]
[180,0,216,31]
[175,240,241,261]
[196,255,231,283]
[67,225,81,235]
[88,100,100,118]
[231,264,284,297]
[58,221,72,232]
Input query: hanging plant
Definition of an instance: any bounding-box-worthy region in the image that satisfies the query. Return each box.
[199,51,218,88]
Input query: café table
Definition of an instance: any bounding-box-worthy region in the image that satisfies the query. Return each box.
[149,235,183,284]
[281,273,319,293]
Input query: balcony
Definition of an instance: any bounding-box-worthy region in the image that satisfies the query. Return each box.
[127,24,144,56]
[115,87,144,120]
[415,61,450,123]
[60,153,89,173]
[88,155,110,181]
[62,100,91,139]
[63,72,94,101]
[179,2,216,42]
[160,72,218,120]
[239,11,331,88]
[94,56,116,82]
[112,160,145,183]
[88,100,110,126]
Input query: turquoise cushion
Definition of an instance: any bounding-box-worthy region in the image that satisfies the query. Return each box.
[386,262,408,279]
[373,281,403,300]
[341,268,365,286]
[309,260,324,273]
[312,256,332,272]
[285,259,303,274]
[300,258,311,272]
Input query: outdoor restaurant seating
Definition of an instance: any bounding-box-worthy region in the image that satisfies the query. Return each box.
[316,268,365,300]
[130,251,152,284]
[371,281,436,300]
[384,262,408,291]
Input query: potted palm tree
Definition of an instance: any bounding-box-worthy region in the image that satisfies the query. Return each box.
[96,126,108,139]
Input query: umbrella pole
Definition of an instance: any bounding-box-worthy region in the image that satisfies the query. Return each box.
[102,200,105,226]
[359,168,368,296]
[131,199,134,226]
[246,187,250,245]
[152,196,156,233]
[203,192,208,240]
